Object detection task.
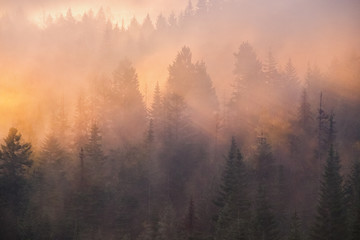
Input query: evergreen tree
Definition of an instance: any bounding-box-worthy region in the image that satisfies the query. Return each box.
[316,93,329,165]
[39,134,67,179]
[345,160,360,240]
[162,93,190,143]
[137,222,155,240]
[51,97,70,148]
[0,128,33,239]
[0,128,33,180]
[146,119,155,145]
[156,14,167,31]
[142,14,155,36]
[284,59,298,85]
[156,204,178,240]
[184,197,197,240]
[254,184,280,240]
[288,211,302,240]
[255,133,275,184]
[167,47,218,131]
[327,111,336,148]
[151,81,163,136]
[311,145,347,240]
[214,137,251,240]
[84,122,104,183]
[73,93,89,151]
[297,88,313,134]
[264,50,278,84]
[233,42,262,88]
[110,59,147,142]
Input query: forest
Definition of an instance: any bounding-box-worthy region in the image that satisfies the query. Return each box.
[0,0,360,239]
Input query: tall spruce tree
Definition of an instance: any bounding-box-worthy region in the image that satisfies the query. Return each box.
[288,211,302,240]
[0,128,33,239]
[345,160,360,240]
[84,122,104,178]
[264,50,278,84]
[214,137,251,240]
[297,88,313,134]
[255,133,275,184]
[233,42,262,88]
[254,184,280,240]
[316,93,329,165]
[311,145,347,240]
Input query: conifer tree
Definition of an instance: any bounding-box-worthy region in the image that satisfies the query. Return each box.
[264,50,278,84]
[151,82,163,136]
[284,59,298,85]
[156,205,178,240]
[288,211,302,240]
[39,135,67,178]
[168,47,218,116]
[110,59,147,142]
[254,184,280,240]
[137,222,155,240]
[0,128,33,238]
[146,119,155,145]
[311,145,347,240]
[184,197,197,240]
[255,133,275,184]
[297,88,313,134]
[316,93,329,166]
[73,93,89,151]
[345,160,360,240]
[233,42,262,88]
[84,122,104,183]
[214,137,251,240]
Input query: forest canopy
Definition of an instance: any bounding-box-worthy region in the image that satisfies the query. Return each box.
[0,0,359,239]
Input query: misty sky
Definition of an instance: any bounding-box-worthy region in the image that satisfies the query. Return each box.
[1,0,359,28]
[0,0,186,24]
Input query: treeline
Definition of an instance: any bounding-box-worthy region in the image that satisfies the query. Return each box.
[0,43,360,240]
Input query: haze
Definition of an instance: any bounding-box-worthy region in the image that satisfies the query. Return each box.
[0,0,359,239]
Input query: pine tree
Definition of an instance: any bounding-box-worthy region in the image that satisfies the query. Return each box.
[146,119,155,145]
[73,93,89,151]
[184,197,197,240]
[39,135,67,179]
[284,59,298,85]
[214,137,251,240]
[156,14,167,31]
[311,145,347,240]
[0,128,33,238]
[162,93,190,143]
[142,14,154,36]
[327,111,336,148]
[168,47,218,113]
[84,122,104,183]
[110,59,147,142]
[255,133,275,184]
[254,184,280,240]
[156,204,178,240]
[0,128,33,180]
[151,81,163,136]
[316,92,329,166]
[264,50,278,84]
[233,42,262,88]
[288,211,302,240]
[137,222,155,240]
[297,88,313,134]
[345,160,360,240]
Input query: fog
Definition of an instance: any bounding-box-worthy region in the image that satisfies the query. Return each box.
[0,0,359,239]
